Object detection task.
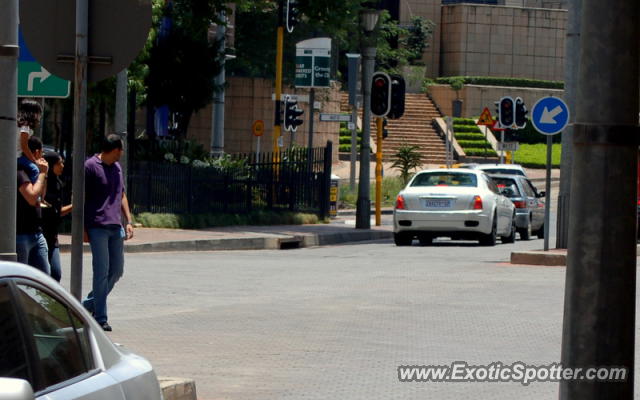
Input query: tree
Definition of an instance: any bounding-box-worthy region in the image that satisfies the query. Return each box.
[404,16,435,65]
[144,0,229,138]
[391,145,423,185]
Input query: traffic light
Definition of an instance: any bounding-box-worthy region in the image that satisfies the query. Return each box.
[370,72,391,117]
[387,75,405,120]
[285,0,301,33]
[514,97,527,128]
[283,95,304,132]
[382,118,389,139]
[498,96,514,128]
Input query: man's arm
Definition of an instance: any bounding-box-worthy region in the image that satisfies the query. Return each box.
[18,171,46,206]
[121,192,134,239]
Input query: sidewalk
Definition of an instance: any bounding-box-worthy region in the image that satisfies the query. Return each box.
[58,218,393,254]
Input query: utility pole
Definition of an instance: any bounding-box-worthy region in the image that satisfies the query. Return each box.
[70,0,89,300]
[355,45,375,230]
[0,0,19,261]
[555,0,581,248]
[211,11,226,157]
[115,69,128,181]
[560,1,638,398]
[273,2,284,156]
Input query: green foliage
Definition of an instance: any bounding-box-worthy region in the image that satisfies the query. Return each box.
[404,16,435,65]
[142,0,228,137]
[135,210,320,229]
[454,133,485,140]
[452,125,481,133]
[436,76,564,89]
[453,117,477,125]
[339,176,405,208]
[391,145,423,185]
[449,76,465,93]
[464,148,498,157]
[513,143,561,168]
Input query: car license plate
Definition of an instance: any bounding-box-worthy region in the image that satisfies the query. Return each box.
[424,199,452,208]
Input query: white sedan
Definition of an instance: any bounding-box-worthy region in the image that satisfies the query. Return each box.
[0,261,162,400]
[393,169,516,246]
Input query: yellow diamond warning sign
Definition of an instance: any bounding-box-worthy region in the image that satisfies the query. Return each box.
[477,107,494,126]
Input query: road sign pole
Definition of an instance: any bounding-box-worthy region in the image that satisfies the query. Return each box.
[70,0,89,300]
[0,0,19,261]
[375,117,383,226]
[500,131,505,164]
[543,135,552,251]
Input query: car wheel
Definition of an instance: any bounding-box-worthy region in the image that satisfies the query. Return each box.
[418,234,433,246]
[394,232,413,246]
[501,215,516,244]
[518,219,532,240]
[480,217,497,246]
[535,223,545,239]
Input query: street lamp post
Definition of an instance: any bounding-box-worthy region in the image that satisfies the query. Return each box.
[355,9,380,230]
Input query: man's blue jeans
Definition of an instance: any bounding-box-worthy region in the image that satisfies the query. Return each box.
[16,233,51,275]
[82,225,124,324]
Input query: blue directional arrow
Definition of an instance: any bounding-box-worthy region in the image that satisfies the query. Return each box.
[531,96,569,136]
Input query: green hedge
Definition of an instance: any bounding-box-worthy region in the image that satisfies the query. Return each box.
[465,148,498,157]
[435,76,564,89]
[453,125,482,133]
[457,139,490,147]
[339,136,362,145]
[453,117,477,125]
[454,133,485,140]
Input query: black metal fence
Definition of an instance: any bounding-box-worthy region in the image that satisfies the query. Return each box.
[127,143,333,218]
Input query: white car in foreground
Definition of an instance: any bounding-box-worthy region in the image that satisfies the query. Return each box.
[0,262,162,400]
[393,169,516,246]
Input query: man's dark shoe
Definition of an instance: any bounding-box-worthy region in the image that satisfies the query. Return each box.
[101,322,112,332]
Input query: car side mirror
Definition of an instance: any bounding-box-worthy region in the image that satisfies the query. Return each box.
[0,378,35,400]
[537,191,546,198]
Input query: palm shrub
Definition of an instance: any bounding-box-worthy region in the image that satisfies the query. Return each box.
[391,145,423,185]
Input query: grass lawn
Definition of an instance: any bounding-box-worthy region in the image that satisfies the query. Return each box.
[512,143,561,168]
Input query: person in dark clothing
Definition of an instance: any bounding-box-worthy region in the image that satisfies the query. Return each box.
[16,137,50,274]
[42,151,72,282]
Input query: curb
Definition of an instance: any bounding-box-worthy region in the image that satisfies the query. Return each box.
[159,377,197,400]
[59,231,393,254]
[510,251,566,266]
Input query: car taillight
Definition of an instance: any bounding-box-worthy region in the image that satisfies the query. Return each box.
[472,195,483,210]
[513,200,526,208]
[395,195,406,210]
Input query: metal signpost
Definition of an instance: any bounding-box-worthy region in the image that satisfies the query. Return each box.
[18,31,70,98]
[531,96,569,251]
[319,113,352,122]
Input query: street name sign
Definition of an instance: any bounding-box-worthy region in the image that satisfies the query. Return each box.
[497,141,519,151]
[295,38,331,88]
[320,113,352,122]
[18,30,70,98]
[531,96,569,135]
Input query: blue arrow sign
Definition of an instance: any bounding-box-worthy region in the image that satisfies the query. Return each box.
[531,96,569,136]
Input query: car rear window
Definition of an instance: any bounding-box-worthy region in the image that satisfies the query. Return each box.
[491,177,521,197]
[411,172,478,187]
[481,168,525,176]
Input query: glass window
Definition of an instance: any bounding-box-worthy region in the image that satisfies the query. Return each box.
[522,180,536,197]
[16,284,93,391]
[411,172,478,187]
[482,168,525,176]
[491,177,520,197]
[0,284,30,382]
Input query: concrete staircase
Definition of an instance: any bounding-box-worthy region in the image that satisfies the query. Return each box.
[339,93,447,164]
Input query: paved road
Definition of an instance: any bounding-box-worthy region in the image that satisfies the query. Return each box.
[60,233,572,400]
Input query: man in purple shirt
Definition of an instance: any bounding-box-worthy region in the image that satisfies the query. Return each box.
[82,134,134,332]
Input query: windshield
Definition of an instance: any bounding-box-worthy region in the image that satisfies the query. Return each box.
[411,172,478,187]
[481,168,525,176]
